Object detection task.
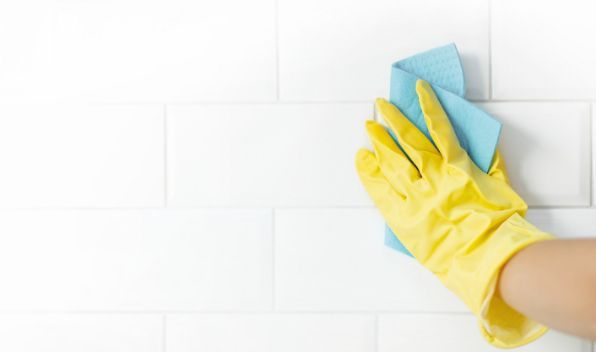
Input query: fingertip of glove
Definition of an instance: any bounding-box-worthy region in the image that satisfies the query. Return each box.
[365,119,385,135]
[375,97,388,106]
[356,148,374,162]
[416,80,439,109]
[374,98,392,115]
[416,79,426,92]
[355,148,376,172]
[415,79,431,94]
[364,120,379,140]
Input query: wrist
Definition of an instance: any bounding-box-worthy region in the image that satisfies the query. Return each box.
[444,213,554,347]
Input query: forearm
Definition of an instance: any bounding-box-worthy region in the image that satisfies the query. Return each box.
[498,239,596,339]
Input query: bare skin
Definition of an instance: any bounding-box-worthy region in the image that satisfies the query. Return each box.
[499,239,596,339]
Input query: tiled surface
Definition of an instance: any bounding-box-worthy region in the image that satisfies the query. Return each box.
[166,104,372,206]
[378,314,591,352]
[479,102,591,206]
[527,209,596,238]
[166,314,375,352]
[274,208,465,311]
[279,0,489,101]
[0,104,164,208]
[0,0,593,351]
[492,1,596,100]
[0,315,162,352]
[0,210,272,310]
[0,0,276,102]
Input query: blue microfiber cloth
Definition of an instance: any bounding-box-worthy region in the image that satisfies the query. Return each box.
[384,44,502,256]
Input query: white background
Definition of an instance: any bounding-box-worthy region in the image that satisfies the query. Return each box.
[0,0,593,351]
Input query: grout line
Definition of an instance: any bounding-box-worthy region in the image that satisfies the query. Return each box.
[373,102,378,122]
[1,205,596,212]
[162,315,167,352]
[586,339,594,352]
[30,97,596,107]
[19,97,596,107]
[0,205,376,211]
[274,0,280,101]
[43,99,596,106]
[590,104,594,207]
[163,104,168,208]
[163,100,373,105]
[526,205,595,210]
[0,205,378,211]
[0,206,173,211]
[271,208,276,311]
[471,99,596,104]
[0,310,474,315]
[487,0,493,100]
[373,314,379,352]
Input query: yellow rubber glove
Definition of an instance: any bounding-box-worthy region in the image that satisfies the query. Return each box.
[356,80,554,348]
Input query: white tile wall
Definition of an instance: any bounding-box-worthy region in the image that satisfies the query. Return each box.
[492,0,596,100]
[479,102,591,206]
[279,0,489,101]
[166,314,375,352]
[0,210,272,311]
[0,0,276,102]
[274,209,466,311]
[378,314,591,352]
[527,209,596,238]
[0,0,593,351]
[0,104,164,208]
[0,315,163,352]
[166,104,372,206]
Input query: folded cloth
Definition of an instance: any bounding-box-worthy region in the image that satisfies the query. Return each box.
[384,44,502,255]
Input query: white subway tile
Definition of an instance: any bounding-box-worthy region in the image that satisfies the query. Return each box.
[527,209,596,239]
[167,104,372,207]
[273,207,596,311]
[0,0,276,102]
[479,102,590,206]
[0,104,164,208]
[378,314,590,352]
[166,314,374,352]
[274,209,466,311]
[278,0,489,101]
[492,1,596,99]
[0,314,162,352]
[0,210,272,310]
[274,208,596,313]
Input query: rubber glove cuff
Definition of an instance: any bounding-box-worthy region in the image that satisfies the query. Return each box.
[442,213,554,348]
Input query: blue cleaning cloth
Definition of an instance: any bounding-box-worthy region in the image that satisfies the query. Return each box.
[384,44,502,256]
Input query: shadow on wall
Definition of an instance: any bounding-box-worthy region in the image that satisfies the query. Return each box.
[458,53,485,99]
[499,122,551,206]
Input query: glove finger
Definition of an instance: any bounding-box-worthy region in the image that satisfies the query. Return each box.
[375,98,439,174]
[416,80,467,165]
[365,120,420,188]
[488,149,510,184]
[355,148,406,202]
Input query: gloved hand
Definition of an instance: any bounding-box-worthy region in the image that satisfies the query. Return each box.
[355,80,554,348]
